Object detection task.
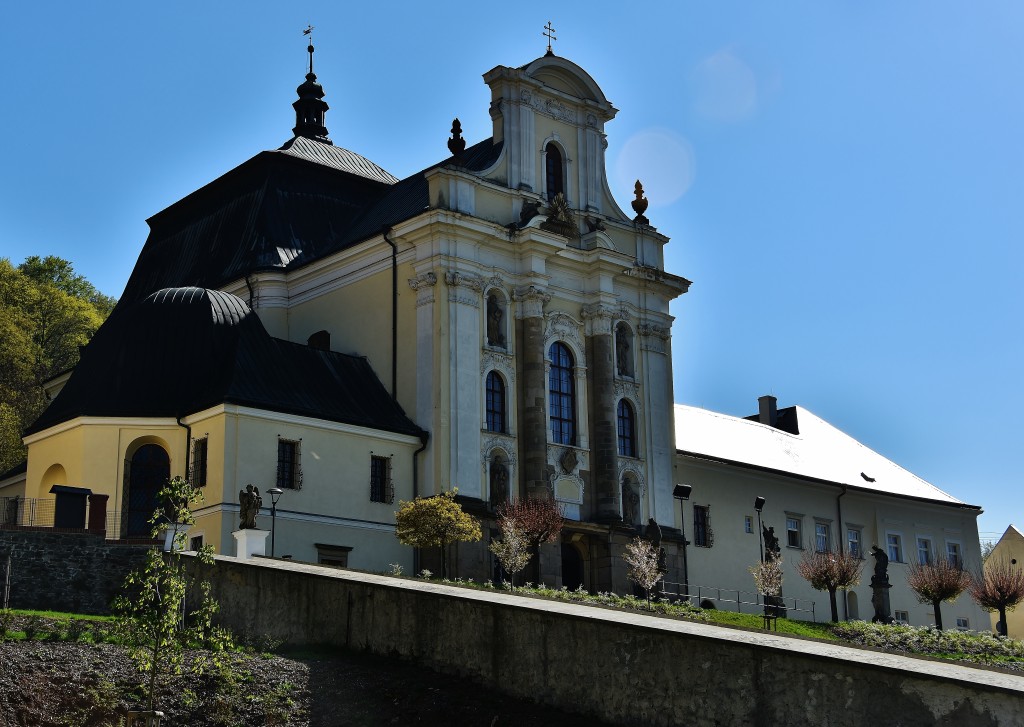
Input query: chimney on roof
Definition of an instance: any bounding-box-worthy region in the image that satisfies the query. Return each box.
[758,395,778,428]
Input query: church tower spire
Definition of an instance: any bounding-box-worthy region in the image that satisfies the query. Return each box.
[292,30,332,144]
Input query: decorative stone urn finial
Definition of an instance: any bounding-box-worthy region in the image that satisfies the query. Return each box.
[631,180,650,225]
[448,118,466,159]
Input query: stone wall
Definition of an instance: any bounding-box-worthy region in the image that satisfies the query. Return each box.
[197,555,1024,727]
[0,530,153,614]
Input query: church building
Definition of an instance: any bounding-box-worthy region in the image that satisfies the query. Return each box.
[14,40,689,593]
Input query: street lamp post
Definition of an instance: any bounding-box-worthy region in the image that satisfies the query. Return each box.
[754,496,766,563]
[673,484,692,603]
[267,487,284,558]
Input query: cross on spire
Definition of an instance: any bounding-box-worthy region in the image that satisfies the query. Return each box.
[543,21,556,56]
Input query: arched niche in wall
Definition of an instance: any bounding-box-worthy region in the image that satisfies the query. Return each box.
[122,438,171,538]
[621,471,641,527]
[615,322,634,378]
[485,291,508,349]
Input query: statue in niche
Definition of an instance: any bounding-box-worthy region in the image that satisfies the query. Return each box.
[489,460,508,507]
[616,327,631,376]
[486,295,505,347]
[238,484,262,530]
[762,525,781,562]
[870,545,890,586]
[622,483,640,526]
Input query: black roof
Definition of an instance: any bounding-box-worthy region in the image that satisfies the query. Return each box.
[27,288,425,438]
[119,136,502,306]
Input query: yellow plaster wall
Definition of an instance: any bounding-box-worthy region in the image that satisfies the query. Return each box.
[987,528,1024,638]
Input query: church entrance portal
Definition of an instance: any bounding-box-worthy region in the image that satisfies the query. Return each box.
[125,444,170,537]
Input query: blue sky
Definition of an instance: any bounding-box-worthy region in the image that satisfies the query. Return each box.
[1,2,1020,542]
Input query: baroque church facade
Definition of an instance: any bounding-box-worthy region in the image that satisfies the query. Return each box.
[14,44,690,593]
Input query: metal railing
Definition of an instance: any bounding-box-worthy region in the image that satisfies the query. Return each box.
[0,496,128,539]
[660,580,816,622]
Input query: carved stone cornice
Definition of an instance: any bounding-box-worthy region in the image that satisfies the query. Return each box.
[521,89,577,124]
[638,322,671,354]
[512,285,551,318]
[543,311,584,352]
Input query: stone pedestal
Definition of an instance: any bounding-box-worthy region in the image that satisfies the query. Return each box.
[871,580,893,623]
[233,529,269,560]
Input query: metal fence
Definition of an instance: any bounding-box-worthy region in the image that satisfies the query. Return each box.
[0,496,124,538]
[660,580,816,622]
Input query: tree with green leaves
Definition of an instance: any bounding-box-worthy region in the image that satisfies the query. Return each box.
[395,489,481,579]
[113,476,232,713]
[0,256,114,472]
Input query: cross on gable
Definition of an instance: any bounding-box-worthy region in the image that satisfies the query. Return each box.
[543,21,557,55]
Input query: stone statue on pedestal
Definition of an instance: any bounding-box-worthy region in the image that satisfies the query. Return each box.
[238,485,262,530]
[870,545,894,624]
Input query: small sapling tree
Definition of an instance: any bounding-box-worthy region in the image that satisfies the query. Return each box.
[395,489,481,579]
[113,476,231,713]
[494,496,563,583]
[488,518,532,587]
[906,556,972,630]
[623,537,662,609]
[796,548,863,622]
[970,559,1024,636]
[750,558,785,624]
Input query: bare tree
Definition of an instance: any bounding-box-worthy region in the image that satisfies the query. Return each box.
[623,537,662,609]
[796,548,863,622]
[488,519,532,587]
[495,497,563,549]
[907,557,971,630]
[969,559,1024,636]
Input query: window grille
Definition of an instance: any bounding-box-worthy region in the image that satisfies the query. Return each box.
[190,437,208,488]
[370,454,393,504]
[693,505,713,548]
[277,439,302,490]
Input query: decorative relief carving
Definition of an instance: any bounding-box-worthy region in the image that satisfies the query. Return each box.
[444,270,484,292]
[550,472,585,505]
[581,303,615,337]
[547,445,588,475]
[481,434,518,468]
[586,113,598,128]
[520,89,577,124]
[613,380,643,412]
[407,272,438,291]
[544,311,584,352]
[480,350,515,385]
[638,323,670,354]
[485,274,506,294]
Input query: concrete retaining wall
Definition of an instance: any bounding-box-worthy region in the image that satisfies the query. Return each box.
[198,555,1024,727]
[0,529,153,614]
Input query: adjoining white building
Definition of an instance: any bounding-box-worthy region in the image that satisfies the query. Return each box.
[673,396,988,627]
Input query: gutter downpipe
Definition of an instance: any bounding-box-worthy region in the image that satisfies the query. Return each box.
[382,228,399,399]
[837,485,848,620]
[176,416,192,481]
[411,432,430,576]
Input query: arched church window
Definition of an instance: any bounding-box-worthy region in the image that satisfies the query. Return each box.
[548,342,576,445]
[545,143,564,201]
[615,322,633,377]
[617,399,637,458]
[485,371,506,433]
[486,294,506,348]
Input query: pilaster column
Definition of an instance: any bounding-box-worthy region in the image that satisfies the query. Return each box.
[444,270,485,498]
[582,303,620,522]
[409,272,439,494]
[514,285,551,499]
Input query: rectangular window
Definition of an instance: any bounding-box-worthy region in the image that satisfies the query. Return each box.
[847,528,862,559]
[955,617,970,630]
[917,537,932,565]
[276,439,302,489]
[887,533,903,563]
[693,505,712,548]
[786,517,802,548]
[316,543,352,568]
[370,454,393,504]
[894,610,910,624]
[189,535,204,551]
[815,522,830,553]
[191,437,208,487]
[744,515,753,534]
[947,542,962,568]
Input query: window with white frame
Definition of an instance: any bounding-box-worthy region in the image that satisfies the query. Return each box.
[887,533,904,563]
[894,610,910,624]
[786,516,802,548]
[814,522,831,553]
[955,617,970,630]
[946,541,963,568]
[847,528,862,559]
[917,537,932,565]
